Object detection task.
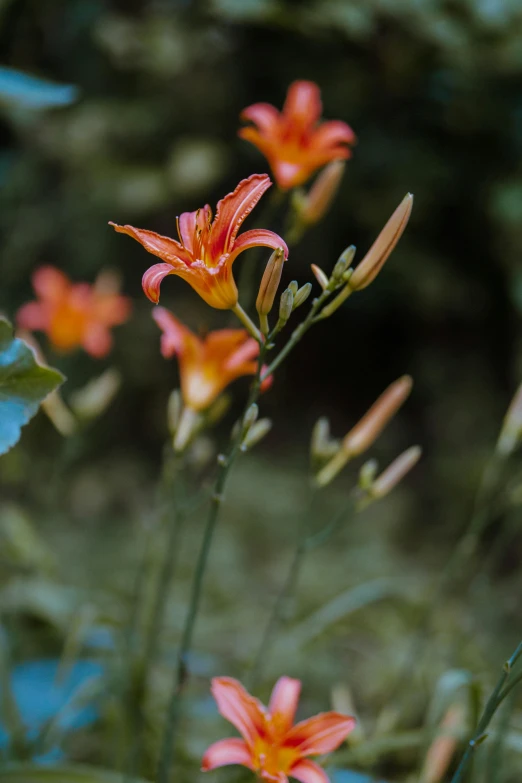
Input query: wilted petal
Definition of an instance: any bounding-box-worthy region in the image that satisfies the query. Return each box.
[211,677,267,747]
[109,222,192,267]
[211,174,272,257]
[201,738,253,771]
[142,263,175,304]
[228,229,288,267]
[290,760,330,783]
[285,712,356,755]
[283,81,322,131]
[269,677,301,733]
[241,102,281,134]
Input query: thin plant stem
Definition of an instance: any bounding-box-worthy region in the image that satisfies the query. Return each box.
[450,641,522,783]
[156,344,269,783]
[232,303,264,343]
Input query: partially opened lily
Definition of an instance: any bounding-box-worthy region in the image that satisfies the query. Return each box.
[202,676,355,783]
[16,266,131,358]
[110,174,288,310]
[153,307,271,412]
[239,81,356,190]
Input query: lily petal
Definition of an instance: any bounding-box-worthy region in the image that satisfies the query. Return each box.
[290,760,330,783]
[142,263,175,304]
[241,103,281,134]
[201,738,253,771]
[283,81,322,131]
[211,174,272,257]
[82,324,112,358]
[269,677,301,733]
[109,222,192,267]
[227,229,288,267]
[152,307,201,359]
[16,301,47,330]
[177,210,197,252]
[32,266,69,303]
[312,120,357,152]
[285,712,356,755]
[211,677,267,748]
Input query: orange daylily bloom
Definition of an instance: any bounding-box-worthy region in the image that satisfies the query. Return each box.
[16,266,131,358]
[202,676,355,783]
[110,174,288,310]
[239,81,356,191]
[153,308,271,412]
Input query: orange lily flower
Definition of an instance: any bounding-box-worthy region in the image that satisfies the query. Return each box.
[202,676,355,783]
[153,307,271,412]
[239,81,356,191]
[16,266,131,358]
[110,174,288,309]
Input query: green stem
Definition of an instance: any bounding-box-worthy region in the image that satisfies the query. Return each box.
[156,345,268,783]
[232,303,264,343]
[450,641,522,783]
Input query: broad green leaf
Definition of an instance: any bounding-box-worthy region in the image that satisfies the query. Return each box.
[0,765,149,783]
[0,318,64,455]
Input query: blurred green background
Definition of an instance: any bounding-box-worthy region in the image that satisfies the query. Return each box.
[2,1,522,781]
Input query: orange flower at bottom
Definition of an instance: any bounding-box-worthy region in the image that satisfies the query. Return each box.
[202,677,355,783]
[16,266,131,358]
[153,308,270,412]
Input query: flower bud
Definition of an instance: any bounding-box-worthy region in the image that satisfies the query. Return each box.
[497,382,522,456]
[256,247,285,318]
[371,445,421,498]
[300,160,345,225]
[310,417,339,462]
[241,418,272,451]
[167,389,182,436]
[174,407,202,452]
[288,280,299,296]
[293,282,312,309]
[243,402,259,432]
[332,245,356,281]
[70,369,121,420]
[343,376,413,457]
[311,264,329,291]
[359,459,378,491]
[279,288,294,322]
[349,193,413,291]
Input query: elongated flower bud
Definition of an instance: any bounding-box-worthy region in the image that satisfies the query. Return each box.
[497,382,522,456]
[279,288,294,322]
[288,280,299,296]
[300,160,345,225]
[311,264,329,290]
[332,245,356,281]
[343,375,413,456]
[241,418,272,451]
[293,282,312,309]
[349,193,413,291]
[243,402,259,432]
[371,445,421,498]
[256,247,285,317]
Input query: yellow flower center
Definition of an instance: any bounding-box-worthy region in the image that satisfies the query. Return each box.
[252,737,300,780]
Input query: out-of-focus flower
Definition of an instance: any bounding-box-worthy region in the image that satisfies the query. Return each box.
[110,174,288,309]
[153,307,271,412]
[202,676,355,783]
[239,81,356,190]
[16,266,131,358]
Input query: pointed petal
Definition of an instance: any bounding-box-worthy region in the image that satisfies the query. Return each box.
[211,677,267,747]
[16,301,47,330]
[312,120,357,151]
[109,222,193,266]
[228,229,288,266]
[269,677,301,733]
[285,712,356,755]
[177,210,198,252]
[82,324,112,358]
[222,336,259,371]
[201,738,253,771]
[271,160,311,190]
[152,306,200,359]
[290,760,330,783]
[142,263,175,304]
[211,174,272,257]
[283,81,322,131]
[32,266,69,303]
[241,103,281,134]
[238,127,274,158]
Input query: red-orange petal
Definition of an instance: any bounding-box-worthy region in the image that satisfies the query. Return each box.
[210,677,267,748]
[228,229,288,267]
[282,81,322,131]
[152,306,200,359]
[16,301,47,330]
[268,677,301,734]
[177,210,197,252]
[285,712,355,755]
[210,174,272,258]
[142,263,175,304]
[312,120,357,151]
[82,324,112,358]
[201,738,254,771]
[290,759,330,783]
[32,266,69,303]
[241,103,281,134]
[109,222,192,267]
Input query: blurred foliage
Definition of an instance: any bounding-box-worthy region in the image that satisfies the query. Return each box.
[2,0,522,782]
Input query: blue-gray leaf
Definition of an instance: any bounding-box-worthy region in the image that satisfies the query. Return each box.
[0,318,64,455]
[0,67,79,110]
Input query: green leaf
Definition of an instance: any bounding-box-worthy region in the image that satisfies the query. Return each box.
[0,318,64,455]
[0,765,150,783]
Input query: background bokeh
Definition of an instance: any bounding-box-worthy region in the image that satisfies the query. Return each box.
[2,1,522,780]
